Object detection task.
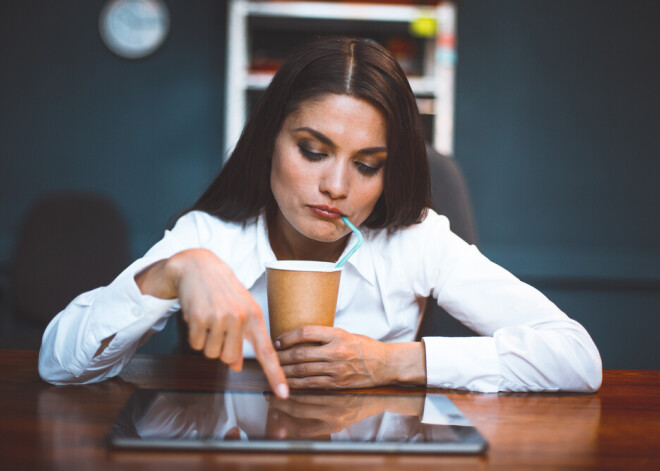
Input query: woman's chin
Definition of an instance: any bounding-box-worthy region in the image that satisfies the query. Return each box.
[299,224,349,244]
[305,231,345,244]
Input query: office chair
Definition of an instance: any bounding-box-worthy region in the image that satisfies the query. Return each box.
[0,191,130,349]
[417,145,479,338]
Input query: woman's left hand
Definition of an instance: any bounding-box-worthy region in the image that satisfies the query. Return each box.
[274,326,398,389]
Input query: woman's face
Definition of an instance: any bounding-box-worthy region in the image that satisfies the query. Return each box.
[270,93,387,245]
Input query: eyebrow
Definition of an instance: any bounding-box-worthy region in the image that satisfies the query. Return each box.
[293,127,387,155]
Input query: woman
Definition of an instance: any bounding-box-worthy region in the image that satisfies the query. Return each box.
[38,37,602,398]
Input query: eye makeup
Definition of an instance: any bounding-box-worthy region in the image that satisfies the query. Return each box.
[298,143,384,177]
[298,144,327,161]
[355,161,383,176]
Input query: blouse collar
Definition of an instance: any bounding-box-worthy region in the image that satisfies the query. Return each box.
[242,212,377,289]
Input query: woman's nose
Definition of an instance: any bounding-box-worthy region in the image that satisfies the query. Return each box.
[319,161,349,199]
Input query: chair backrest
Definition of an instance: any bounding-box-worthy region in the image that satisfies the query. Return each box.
[11,191,130,327]
[417,145,479,338]
[426,145,478,246]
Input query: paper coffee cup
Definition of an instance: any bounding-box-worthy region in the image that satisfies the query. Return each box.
[265,260,341,341]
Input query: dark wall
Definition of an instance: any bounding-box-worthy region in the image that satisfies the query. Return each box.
[0,0,227,262]
[1,1,658,366]
[455,0,660,369]
[0,0,227,353]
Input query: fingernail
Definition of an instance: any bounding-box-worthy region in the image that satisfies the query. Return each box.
[274,340,281,350]
[277,384,289,399]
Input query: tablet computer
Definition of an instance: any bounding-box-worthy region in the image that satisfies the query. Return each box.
[106,389,487,454]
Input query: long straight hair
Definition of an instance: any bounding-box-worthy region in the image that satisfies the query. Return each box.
[191,37,430,230]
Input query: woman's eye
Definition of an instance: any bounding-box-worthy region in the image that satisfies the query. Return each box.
[298,146,326,161]
[355,161,383,176]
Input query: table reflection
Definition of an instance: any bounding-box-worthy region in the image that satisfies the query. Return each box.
[37,379,136,462]
[450,393,602,463]
[107,390,478,446]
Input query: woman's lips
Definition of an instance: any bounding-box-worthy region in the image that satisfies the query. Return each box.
[308,205,343,219]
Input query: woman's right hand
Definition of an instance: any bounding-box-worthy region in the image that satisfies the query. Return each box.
[135,248,289,398]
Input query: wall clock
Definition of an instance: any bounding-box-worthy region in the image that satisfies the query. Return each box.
[99,0,170,59]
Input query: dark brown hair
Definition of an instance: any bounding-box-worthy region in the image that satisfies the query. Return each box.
[191,36,430,230]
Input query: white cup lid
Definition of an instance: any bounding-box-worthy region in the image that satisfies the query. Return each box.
[264,260,341,272]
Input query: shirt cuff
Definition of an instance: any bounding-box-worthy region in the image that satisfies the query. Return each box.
[422,336,501,393]
[86,259,178,350]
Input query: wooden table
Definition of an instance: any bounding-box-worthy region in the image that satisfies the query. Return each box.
[1,349,658,470]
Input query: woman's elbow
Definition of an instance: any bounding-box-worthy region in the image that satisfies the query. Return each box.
[580,351,603,393]
[565,340,603,393]
[584,367,603,393]
[38,363,65,385]
[547,322,603,393]
[38,338,87,385]
[38,351,74,385]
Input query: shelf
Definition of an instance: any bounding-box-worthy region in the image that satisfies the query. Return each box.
[225,0,456,156]
[246,1,439,22]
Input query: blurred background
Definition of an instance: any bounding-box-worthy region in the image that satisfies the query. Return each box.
[1,0,658,369]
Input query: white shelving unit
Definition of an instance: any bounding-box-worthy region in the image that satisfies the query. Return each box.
[225,0,456,156]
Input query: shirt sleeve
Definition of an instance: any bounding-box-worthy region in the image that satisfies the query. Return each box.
[38,212,206,385]
[418,212,602,393]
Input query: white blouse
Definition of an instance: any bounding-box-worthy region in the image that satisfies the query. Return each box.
[38,209,602,393]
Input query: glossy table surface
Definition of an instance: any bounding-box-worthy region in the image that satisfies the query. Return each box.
[1,349,658,470]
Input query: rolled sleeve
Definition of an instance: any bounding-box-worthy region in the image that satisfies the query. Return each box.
[88,260,178,343]
[40,258,178,383]
[417,211,601,393]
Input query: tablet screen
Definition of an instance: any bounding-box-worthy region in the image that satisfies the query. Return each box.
[107,389,487,454]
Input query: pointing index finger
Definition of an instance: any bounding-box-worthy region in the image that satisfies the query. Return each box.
[246,315,289,399]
